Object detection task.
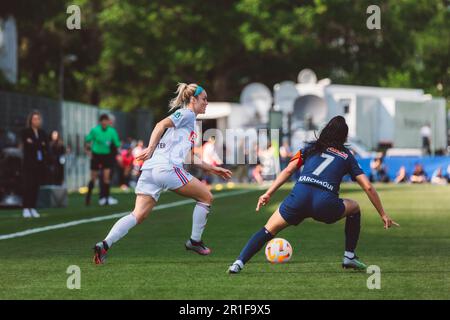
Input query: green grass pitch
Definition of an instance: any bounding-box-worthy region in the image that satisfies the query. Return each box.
[1,183,450,299]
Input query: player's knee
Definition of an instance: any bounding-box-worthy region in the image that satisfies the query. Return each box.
[352,202,361,215]
[201,191,214,205]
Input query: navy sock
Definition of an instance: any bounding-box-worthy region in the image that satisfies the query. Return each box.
[345,211,361,252]
[238,227,274,264]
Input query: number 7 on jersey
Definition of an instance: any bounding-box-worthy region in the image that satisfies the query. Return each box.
[312,153,335,176]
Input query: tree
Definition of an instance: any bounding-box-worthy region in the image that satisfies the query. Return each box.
[1,0,448,118]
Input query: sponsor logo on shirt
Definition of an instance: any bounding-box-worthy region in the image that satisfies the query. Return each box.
[174,111,182,119]
[189,131,197,144]
[298,175,334,191]
[326,147,348,159]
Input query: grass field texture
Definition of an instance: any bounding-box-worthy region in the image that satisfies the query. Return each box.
[1,183,449,299]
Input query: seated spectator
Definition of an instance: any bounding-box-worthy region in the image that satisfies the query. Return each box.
[117,146,134,191]
[251,161,264,185]
[394,166,408,183]
[130,140,145,184]
[202,136,223,186]
[369,155,390,183]
[410,163,428,184]
[431,167,447,185]
[258,144,276,181]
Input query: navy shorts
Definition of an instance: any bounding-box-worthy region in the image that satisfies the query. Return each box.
[279,183,345,225]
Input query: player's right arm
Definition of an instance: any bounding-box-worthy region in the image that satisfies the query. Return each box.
[256,158,299,212]
[135,117,174,161]
[355,174,399,229]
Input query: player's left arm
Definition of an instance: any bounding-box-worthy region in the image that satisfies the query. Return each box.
[355,173,399,229]
[193,154,232,180]
[348,153,398,228]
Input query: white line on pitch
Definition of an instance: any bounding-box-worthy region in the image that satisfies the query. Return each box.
[0,189,256,241]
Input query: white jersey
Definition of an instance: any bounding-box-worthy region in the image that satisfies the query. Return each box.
[141,108,196,170]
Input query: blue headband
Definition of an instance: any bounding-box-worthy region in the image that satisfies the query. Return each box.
[194,85,204,97]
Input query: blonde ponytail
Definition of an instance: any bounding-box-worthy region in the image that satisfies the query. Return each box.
[168,83,198,112]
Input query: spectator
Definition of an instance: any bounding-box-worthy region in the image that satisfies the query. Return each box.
[117,146,134,191]
[202,136,222,186]
[132,140,144,167]
[394,166,408,184]
[257,143,276,182]
[431,167,447,185]
[131,140,145,184]
[48,130,66,185]
[21,110,49,218]
[251,160,264,185]
[279,138,293,171]
[410,163,427,184]
[420,123,431,155]
[121,137,133,151]
[369,155,390,183]
[202,136,222,166]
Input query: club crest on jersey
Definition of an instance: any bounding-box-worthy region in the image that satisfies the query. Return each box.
[174,111,182,119]
[326,147,348,159]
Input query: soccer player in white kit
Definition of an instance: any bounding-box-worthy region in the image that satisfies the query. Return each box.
[93,83,232,264]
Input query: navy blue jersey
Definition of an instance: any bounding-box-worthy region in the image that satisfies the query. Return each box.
[290,145,363,194]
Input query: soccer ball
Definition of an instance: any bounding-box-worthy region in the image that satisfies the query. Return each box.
[265,238,293,263]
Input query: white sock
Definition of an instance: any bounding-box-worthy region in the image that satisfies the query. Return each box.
[190,202,210,242]
[345,251,355,259]
[104,213,137,248]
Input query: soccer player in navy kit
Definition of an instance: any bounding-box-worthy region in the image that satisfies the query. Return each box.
[228,116,399,273]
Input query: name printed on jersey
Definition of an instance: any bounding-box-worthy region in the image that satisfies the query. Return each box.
[297,176,334,192]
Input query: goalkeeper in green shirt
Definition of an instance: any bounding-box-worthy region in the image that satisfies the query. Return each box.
[85,114,121,206]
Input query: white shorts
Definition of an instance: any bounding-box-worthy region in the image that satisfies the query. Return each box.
[135,165,193,201]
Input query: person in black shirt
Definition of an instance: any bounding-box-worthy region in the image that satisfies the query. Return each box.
[48,130,66,185]
[21,110,49,218]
